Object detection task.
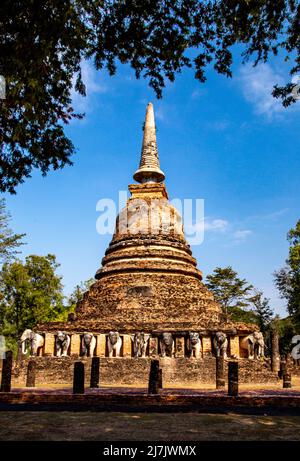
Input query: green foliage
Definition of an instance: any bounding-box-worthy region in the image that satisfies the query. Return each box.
[228,306,259,325]
[271,315,298,357]
[1,1,300,192]
[0,198,25,262]
[0,254,65,348]
[251,290,274,333]
[274,219,300,327]
[56,277,95,321]
[206,266,254,320]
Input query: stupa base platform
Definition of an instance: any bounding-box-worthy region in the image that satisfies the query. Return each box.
[12,356,278,387]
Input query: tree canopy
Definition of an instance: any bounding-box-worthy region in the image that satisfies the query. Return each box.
[205,266,255,320]
[0,198,25,262]
[1,0,300,192]
[0,254,65,351]
[274,219,300,326]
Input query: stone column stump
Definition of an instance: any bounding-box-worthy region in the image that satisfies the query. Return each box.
[148,359,160,394]
[228,361,239,397]
[283,373,292,389]
[0,350,13,392]
[90,357,100,388]
[73,361,85,394]
[216,356,225,389]
[26,360,36,387]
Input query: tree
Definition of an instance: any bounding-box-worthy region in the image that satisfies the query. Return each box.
[68,278,95,308]
[274,219,300,326]
[1,0,300,192]
[0,254,65,349]
[206,266,254,321]
[57,277,95,321]
[251,290,274,333]
[0,198,25,262]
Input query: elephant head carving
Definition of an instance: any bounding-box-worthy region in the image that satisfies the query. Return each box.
[20,329,44,356]
[240,331,265,359]
[213,332,228,358]
[55,331,70,357]
[131,332,150,358]
[160,332,174,358]
[187,332,202,358]
[81,333,96,357]
[107,331,122,357]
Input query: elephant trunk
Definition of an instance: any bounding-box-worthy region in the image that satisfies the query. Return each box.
[21,340,26,354]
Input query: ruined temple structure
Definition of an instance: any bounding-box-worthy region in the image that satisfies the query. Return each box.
[15,103,277,386]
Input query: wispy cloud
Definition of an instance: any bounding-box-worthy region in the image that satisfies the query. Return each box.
[205,218,229,232]
[238,63,286,118]
[233,230,252,241]
[71,60,107,113]
[186,216,251,245]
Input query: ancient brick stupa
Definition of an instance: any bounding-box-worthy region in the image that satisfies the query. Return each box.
[75,102,222,333]
[16,103,273,387]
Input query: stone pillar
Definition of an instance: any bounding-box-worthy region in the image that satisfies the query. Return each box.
[228,361,239,397]
[90,357,100,388]
[216,356,225,389]
[229,336,240,358]
[148,359,160,394]
[158,368,163,389]
[149,337,158,357]
[0,351,13,392]
[70,334,81,357]
[202,336,212,356]
[44,333,55,356]
[73,362,85,394]
[96,334,106,357]
[271,330,280,373]
[279,360,287,379]
[26,360,36,387]
[283,373,292,389]
[122,335,132,358]
[175,337,185,358]
[16,340,23,362]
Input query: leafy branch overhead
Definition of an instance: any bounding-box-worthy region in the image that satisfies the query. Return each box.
[1,0,300,192]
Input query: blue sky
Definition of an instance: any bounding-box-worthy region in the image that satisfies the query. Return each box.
[4,57,300,317]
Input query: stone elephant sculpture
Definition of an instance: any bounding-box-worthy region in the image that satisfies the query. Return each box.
[187,332,202,358]
[240,332,265,359]
[131,332,150,358]
[81,333,96,357]
[160,332,174,358]
[107,331,122,357]
[55,331,70,357]
[20,329,44,356]
[213,332,228,359]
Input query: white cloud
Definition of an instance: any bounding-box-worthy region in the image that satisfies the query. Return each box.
[233,230,252,241]
[238,63,285,118]
[205,218,229,232]
[71,60,107,113]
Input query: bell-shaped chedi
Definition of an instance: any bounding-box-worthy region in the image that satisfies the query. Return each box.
[70,103,223,333]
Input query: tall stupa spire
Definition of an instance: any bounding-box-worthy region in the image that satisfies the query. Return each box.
[133,103,165,183]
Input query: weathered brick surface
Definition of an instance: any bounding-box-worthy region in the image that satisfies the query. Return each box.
[11,357,278,387]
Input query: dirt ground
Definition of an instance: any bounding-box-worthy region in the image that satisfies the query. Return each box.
[0,411,300,441]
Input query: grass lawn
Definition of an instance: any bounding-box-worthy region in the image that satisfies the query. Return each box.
[1,411,300,441]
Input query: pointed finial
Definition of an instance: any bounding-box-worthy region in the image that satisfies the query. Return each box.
[133,103,165,183]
